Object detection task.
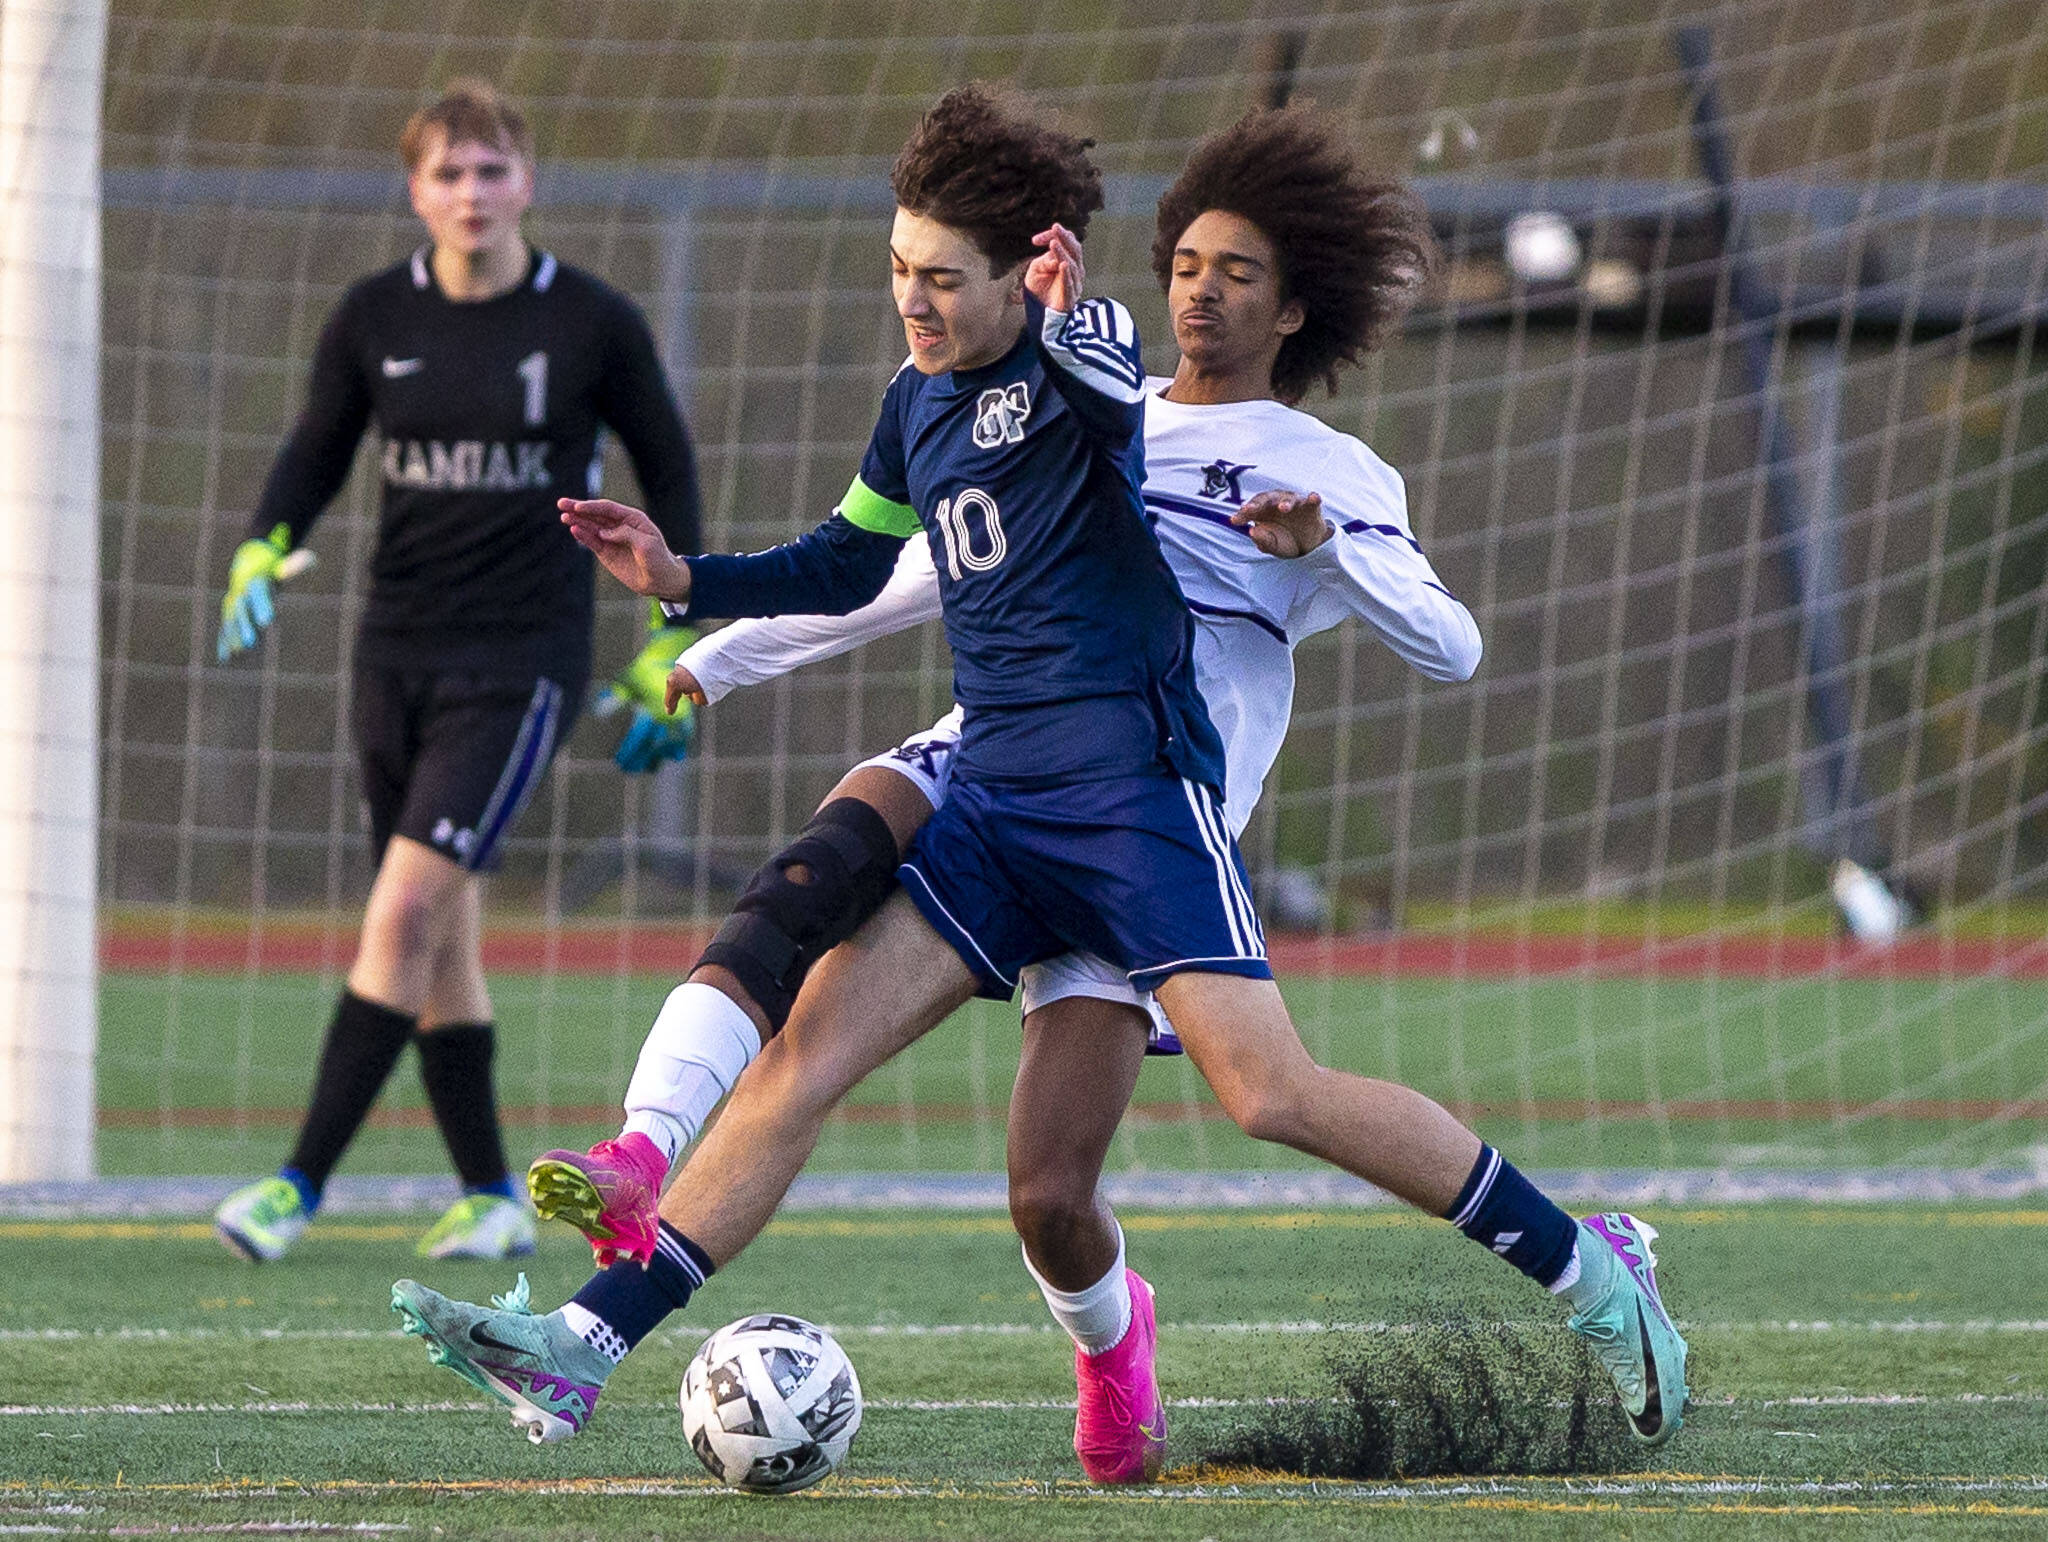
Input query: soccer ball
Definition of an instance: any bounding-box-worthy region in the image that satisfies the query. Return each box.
[680,1313,862,1494]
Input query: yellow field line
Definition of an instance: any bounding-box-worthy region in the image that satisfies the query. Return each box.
[7,1474,2045,1516]
[4,1207,2045,1242]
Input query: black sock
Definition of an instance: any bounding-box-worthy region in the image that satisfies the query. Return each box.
[284,991,417,1201]
[568,1221,714,1357]
[415,1022,512,1192]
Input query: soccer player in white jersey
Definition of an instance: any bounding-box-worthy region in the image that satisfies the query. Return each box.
[395,98,1688,1475]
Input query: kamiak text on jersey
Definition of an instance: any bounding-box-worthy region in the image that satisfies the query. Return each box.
[381,438,551,492]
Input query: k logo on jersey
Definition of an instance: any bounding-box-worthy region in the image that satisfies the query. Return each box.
[973,382,1031,449]
[1201,460,1255,502]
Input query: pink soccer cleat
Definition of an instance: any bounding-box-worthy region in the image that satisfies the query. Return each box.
[1071,1269,1167,1484]
[526,1132,668,1268]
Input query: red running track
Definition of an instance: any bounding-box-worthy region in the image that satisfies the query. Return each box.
[99,922,2048,980]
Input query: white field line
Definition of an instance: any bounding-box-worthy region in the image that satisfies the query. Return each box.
[0,1523,407,1531]
[7,1317,2048,1342]
[7,1392,2048,1419]
[8,1476,2048,1509]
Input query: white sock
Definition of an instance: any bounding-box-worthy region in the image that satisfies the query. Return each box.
[1023,1222,1133,1355]
[559,1302,629,1365]
[1549,1240,1584,1297]
[620,982,763,1165]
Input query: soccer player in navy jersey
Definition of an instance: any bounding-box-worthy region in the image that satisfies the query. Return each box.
[393,87,1685,1466]
[210,81,702,1263]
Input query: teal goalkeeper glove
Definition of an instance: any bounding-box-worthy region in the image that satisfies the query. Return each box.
[602,612,699,774]
[216,523,315,662]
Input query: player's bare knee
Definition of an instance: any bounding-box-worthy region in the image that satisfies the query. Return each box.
[1006,1169,1098,1256]
[1217,1069,1314,1147]
[362,886,443,966]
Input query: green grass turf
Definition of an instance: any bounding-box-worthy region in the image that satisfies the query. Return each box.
[4,1205,2046,1538]
[98,969,2048,1176]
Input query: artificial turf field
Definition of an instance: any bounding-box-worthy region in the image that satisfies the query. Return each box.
[97,966,2048,1175]
[4,1204,2047,1539]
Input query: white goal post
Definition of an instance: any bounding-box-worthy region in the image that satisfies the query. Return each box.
[0,0,106,1181]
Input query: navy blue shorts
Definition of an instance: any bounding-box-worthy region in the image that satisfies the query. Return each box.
[898,771,1270,1000]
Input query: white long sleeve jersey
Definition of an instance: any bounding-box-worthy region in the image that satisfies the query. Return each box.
[681,379,1480,835]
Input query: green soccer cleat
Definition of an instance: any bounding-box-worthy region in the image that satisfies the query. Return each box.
[215,1176,309,1262]
[391,1273,613,1444]
[415,1192,538,1259]
[1567,1212,1690,1445]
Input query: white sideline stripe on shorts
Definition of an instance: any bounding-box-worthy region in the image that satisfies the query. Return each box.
[1187,777,1261,953]
[1179,778,1260,957]
[1194,779,1264,951]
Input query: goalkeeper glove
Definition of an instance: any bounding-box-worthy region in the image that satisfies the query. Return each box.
[602,611,699,774]
[216,524,314,662]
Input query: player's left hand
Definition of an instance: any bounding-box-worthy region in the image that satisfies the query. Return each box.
[1233,490,1332,558]
[600,621,698,774]
[1026,223,1085,313]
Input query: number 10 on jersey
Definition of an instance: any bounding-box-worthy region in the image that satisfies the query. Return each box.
[936,488,1006,580]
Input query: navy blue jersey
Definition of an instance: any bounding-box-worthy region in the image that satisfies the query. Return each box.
[683,296,1224,791]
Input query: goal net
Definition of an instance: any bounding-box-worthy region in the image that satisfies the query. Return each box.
[89,0,2048,1191]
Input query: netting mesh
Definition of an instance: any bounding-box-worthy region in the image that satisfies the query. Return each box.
[95,1,2048,1178]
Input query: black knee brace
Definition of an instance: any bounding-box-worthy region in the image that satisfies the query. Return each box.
[697,797,901,1034]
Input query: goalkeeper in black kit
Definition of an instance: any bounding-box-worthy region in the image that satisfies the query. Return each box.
[212,80,703,1261]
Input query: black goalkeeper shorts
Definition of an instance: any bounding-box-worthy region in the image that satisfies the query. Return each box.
[353,662,587,873]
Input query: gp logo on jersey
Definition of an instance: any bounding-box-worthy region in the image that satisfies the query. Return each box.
[973,382,1031,448]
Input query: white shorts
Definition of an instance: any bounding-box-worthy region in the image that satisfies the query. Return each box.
[860,707,1185,1056]
[852,705,963,808]
[1019,949,1182,1053]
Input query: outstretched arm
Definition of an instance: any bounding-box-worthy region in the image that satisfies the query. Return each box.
[559,497,906,623]
[680,540,943,706]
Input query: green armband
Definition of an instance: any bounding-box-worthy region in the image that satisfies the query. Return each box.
[836,476,920,538]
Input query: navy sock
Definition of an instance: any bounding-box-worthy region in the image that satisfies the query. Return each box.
[568,1221,714,1353]
[1444,1145,1578,1287]
[278,1166,321,1214]
[466,1176,519,1201]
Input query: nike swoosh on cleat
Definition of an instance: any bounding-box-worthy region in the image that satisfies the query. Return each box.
[1628,1300,1664,1440]
[467,1324,526,1355]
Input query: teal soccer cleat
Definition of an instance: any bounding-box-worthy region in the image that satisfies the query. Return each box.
[392,1274,613,1444]
[1566,1212,1689,1445]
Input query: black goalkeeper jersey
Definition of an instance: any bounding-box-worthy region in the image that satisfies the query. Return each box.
[249,246,701,674]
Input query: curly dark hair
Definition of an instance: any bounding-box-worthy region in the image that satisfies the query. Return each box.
[1152,106,1438,403]
[891,84,1105,275]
